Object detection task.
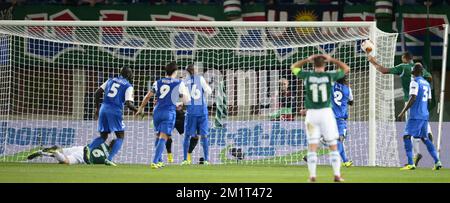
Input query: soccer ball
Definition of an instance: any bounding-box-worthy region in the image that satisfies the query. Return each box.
[361,39,374,54]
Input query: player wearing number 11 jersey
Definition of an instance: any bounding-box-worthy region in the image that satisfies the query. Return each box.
[291,54,350,182]
[136,62,191,169]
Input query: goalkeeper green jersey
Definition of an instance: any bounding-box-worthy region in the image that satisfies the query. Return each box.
[388,63,432,102]
[294,69,345,109]
[85,143,110,164]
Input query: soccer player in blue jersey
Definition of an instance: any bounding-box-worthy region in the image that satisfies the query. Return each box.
[89,67,139,166]
[398,63,442,170]
[136,62,191,169]
[181,64,212,165]
[369,53,433,166]
[331,75,354,167]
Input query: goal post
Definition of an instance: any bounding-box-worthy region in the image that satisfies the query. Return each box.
[0,20,399,166]
[437,24,449,155]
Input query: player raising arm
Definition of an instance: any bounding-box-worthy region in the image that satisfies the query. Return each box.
[136,62,191,169]
[88,67,139,166]
[368,52,432,167]
[291,54,349,182]
[398,63,442,170]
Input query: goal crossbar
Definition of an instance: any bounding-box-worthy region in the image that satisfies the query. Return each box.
[0,20,376,28]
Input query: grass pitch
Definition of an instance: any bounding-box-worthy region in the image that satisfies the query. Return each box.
[0,163,448,183]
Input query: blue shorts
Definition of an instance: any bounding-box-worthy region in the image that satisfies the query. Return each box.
[153,109,176,136]
[336,119,347,137]
[404,119,428,138]
[184,115,209,137]
[97,106,124,133]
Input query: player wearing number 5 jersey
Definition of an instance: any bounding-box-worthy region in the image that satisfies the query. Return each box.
[291,54,350,182]
[181,64,212,165]
[136,62,191,169]
[88,67,139,166]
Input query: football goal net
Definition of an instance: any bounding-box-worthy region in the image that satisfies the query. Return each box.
[0,21,399,166]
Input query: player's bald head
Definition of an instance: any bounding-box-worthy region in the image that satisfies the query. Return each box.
[412,62,423,77]
[313,56,326,68]
[165,62,178,76]
[120,67,133,81]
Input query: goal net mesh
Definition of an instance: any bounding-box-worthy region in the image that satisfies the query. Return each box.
[0,22,399,166]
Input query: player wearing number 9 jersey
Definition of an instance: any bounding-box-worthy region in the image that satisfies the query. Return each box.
[136,62,191,169]
[291,54,349,182]
[88,67,139,166]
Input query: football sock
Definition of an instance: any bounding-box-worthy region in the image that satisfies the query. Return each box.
[53,151,65,163]
[107,137,123,161]
[337,140,348,162]
[183,136,190,161]
[423,138,440,163]
[154,137,159,147]
[166,138,172,153]
[153,138,166,164]
[189,137,199,153]
[413,138,420,156]
[155,137,163,162]
[330,150,341,176]
[201,137,209,161]
[404,137,414,165]
[89,136,105,150]
[307,151,317,178]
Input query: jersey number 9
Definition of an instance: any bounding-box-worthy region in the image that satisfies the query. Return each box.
[159,84,171,99]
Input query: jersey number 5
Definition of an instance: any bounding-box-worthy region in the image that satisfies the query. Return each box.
[107,83,121,98]
[310,83,328,103]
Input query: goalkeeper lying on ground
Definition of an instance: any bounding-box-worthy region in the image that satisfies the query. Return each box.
[27,140,116,165]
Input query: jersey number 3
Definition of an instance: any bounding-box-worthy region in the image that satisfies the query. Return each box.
[422,86,429,102]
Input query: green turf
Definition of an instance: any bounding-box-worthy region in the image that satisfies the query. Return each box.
[0,162,448,183]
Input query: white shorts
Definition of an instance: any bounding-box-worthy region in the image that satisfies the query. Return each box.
[305,108,339,146]
[62,146,85,165]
